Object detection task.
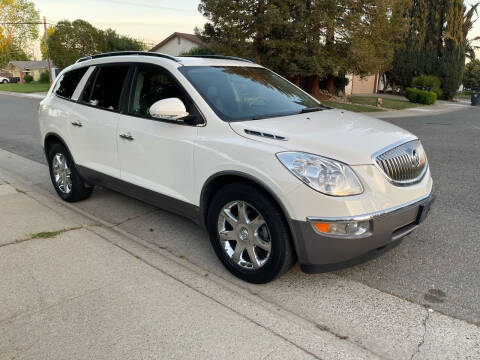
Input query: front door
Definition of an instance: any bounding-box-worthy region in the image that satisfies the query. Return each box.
[117,63,200,205]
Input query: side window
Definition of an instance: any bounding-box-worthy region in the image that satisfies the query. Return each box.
[81,65,129,111]
[127,65,193,119]
[55,67,89,99]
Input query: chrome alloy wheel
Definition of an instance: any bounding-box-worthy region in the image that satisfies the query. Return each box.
[217,201,272,269]
[52,153,72,194]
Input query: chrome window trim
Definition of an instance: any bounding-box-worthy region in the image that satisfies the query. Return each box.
[371,138,428,187]
[306,186,433,223]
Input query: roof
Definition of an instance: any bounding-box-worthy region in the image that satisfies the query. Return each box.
[8,60,54,71]
[149,32,204,52]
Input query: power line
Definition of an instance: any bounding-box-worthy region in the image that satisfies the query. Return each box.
[0,22,55,25]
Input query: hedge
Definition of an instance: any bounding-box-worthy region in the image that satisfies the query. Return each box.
[412,75,442,98]
[39,71,50,83]
[405,87,437,105]
[24,74,34,83]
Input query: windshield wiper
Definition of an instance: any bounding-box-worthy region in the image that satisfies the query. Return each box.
[300,106,327,114]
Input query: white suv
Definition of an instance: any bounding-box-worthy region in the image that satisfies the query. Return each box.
[39,52,434,283]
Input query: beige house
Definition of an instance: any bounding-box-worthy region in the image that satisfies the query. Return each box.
[6,60,53,83]
[345,74,379,95]
[149,32,203,56]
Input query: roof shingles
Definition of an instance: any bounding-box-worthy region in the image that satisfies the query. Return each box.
[8,60,53,71]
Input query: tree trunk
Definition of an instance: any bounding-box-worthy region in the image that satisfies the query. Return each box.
[326,74,335,95]
[305,75,320,98]
[255,0,265,54]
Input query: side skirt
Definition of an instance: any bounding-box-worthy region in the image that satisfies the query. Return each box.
[76,166,202,225]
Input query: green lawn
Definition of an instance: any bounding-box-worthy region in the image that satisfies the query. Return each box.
[348,95,421,110]
[0,82,50,93]
[456,93,471,99]
[322,100,384,113]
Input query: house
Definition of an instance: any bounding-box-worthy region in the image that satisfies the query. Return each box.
[149,32,203,56]
[6,60,54,83]
[345,74,379,95]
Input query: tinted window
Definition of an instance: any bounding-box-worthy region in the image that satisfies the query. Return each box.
[179,66,320,121]
[128,65,191,118]
[55,67,89,99]
[84,65,129,111]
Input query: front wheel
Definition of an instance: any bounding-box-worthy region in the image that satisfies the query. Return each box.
[47,143,93,202]
[207,182,295,283]
[1,80,7,84]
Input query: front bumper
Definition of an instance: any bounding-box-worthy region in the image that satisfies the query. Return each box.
[290,191,435,273]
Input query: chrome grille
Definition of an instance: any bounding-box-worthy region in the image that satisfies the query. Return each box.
[374,140,428,185]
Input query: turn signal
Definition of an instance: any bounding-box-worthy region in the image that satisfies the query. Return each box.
[314,223,330,233]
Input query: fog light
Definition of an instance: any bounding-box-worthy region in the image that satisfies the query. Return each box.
[312,220,370,237]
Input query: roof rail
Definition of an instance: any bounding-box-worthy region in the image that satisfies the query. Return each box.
[180,55,254,63]
[76,51,180,63]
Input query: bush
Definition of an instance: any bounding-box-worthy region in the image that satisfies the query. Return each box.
[405,87,437,105]
[24,74,33,83]
[39,71,50,83]
[412,75,442,97]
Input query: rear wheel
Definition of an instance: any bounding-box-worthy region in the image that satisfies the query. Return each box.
[207,182,295,283]
[47,143,93,202]
[1,79,7,84]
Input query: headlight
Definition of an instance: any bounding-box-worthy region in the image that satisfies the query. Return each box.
[276,152,363,196]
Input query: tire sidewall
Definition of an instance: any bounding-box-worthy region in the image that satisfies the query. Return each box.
[207,183,292,283]
[47,143,90,202]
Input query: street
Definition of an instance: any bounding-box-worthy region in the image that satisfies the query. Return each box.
[0,93,479,358]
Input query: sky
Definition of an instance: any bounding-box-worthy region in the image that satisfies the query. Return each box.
[33,0,205,50]
[30,0,480,58]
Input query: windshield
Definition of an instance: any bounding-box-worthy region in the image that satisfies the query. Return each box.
[178,66,321,121]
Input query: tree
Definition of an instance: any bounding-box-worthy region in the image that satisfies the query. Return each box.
[47,19,146,69]
[102,28,145,52]
[47,20,105,69]
[197,0,409,97]
[0,0,39,67]
[388,1,478,99]
[463,59,480,88]
[181,45,214,56]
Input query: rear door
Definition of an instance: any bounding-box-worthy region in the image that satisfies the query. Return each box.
[117,63,201,205]
[70,64,131,178]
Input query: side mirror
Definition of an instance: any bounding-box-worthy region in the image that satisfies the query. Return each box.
[148,98,189,121]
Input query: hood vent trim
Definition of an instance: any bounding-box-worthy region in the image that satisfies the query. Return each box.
[244,129,287,141]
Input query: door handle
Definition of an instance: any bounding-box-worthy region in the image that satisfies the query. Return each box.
[71,121,83,127]
[119,132,134,141]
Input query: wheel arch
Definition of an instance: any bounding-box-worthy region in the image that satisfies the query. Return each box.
[199,171,298,257]
[43,132,75,162]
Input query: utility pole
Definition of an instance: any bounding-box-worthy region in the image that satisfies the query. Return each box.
[43,16,52,85]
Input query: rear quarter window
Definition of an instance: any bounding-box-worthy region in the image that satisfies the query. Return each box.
[54,67,89,99]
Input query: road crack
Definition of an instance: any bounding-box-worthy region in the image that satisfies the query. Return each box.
[410,307,432,360]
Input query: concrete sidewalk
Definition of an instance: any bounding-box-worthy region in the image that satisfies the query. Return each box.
[1,149,479,360]
[373,100,470,119]
[0,170,373,359]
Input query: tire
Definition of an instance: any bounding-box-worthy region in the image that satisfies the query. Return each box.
[207,182,295,283]
[47,142,93,202]
[1,80,7,84]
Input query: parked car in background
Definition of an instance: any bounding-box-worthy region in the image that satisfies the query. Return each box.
[38,52,434,283]
[0,76,9,84]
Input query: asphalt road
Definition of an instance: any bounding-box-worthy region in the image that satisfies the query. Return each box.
[1,93,479,324]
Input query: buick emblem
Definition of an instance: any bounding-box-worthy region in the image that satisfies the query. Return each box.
[411,149,421,167]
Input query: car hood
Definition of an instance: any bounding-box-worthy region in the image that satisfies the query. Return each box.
[229,109,416,165]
